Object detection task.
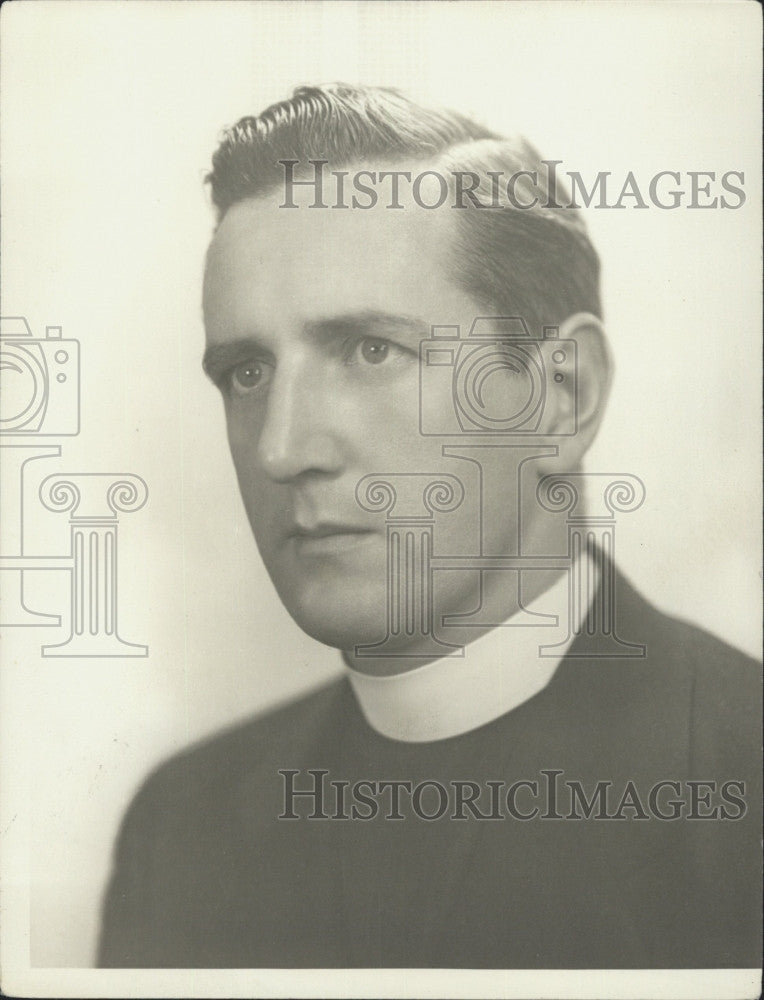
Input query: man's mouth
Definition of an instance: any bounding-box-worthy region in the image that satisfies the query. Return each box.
[288,523,377,554]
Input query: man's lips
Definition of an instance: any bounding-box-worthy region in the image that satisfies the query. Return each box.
[287,523,378,552]
[289,522,375,540]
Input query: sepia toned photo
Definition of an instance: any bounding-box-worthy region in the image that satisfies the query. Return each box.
[1,3,761,998]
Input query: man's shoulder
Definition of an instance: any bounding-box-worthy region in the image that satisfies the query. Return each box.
[544,566,761,773]
[127,676,349,821]
[617,566,760,683]
[663,611,762,769]
[611,567,761,760]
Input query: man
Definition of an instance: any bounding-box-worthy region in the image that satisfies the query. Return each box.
[98,84,761,969]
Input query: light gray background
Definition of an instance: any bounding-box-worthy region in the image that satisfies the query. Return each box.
[1,0,761,992]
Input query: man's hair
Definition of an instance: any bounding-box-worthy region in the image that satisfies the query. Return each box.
[206,83,601,328]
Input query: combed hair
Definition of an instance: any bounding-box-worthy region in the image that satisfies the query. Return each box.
[206,84,601,328]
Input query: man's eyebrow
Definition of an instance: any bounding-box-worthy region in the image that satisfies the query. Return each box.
[305,310,429,340]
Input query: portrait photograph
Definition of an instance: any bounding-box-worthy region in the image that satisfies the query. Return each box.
[0,2,761,998]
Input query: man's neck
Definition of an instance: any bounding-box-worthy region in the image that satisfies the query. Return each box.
[345,496,575,676]
[344,562,570,677]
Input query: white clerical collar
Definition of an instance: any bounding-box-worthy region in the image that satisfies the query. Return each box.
[344,550,598,743]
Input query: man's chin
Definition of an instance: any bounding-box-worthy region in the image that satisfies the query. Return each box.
[267,556,390,651]
[286,608,389,652]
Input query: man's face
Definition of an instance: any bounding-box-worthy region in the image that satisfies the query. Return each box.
[203,182,538,652]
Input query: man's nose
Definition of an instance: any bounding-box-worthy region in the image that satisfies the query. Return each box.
[255,363,345,482]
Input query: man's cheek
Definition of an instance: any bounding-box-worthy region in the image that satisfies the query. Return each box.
[230,460,271,533]
[226,408,262,458]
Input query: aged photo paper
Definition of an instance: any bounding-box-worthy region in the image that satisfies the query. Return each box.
[1,2,761,998]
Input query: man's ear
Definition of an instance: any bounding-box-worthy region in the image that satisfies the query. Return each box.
[535,311,613,473]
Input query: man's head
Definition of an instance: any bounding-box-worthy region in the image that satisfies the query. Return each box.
[202,84,611,660]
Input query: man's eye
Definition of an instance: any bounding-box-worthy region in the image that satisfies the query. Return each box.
[229,360,271,394]
[345,335,418,372]
[347,336,416,367]
[357,337,390,365]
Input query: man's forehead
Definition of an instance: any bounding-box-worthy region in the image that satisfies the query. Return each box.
[202,183,465,319]
[208,179,451,251]
[198,159,500,348]
[210,154,463,243]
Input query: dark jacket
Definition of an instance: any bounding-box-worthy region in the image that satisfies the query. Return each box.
[98,569,762,968]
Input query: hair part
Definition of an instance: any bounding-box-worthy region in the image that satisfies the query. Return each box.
[205,83,601,328]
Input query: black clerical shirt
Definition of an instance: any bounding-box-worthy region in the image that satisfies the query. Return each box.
[98,569,762,968]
